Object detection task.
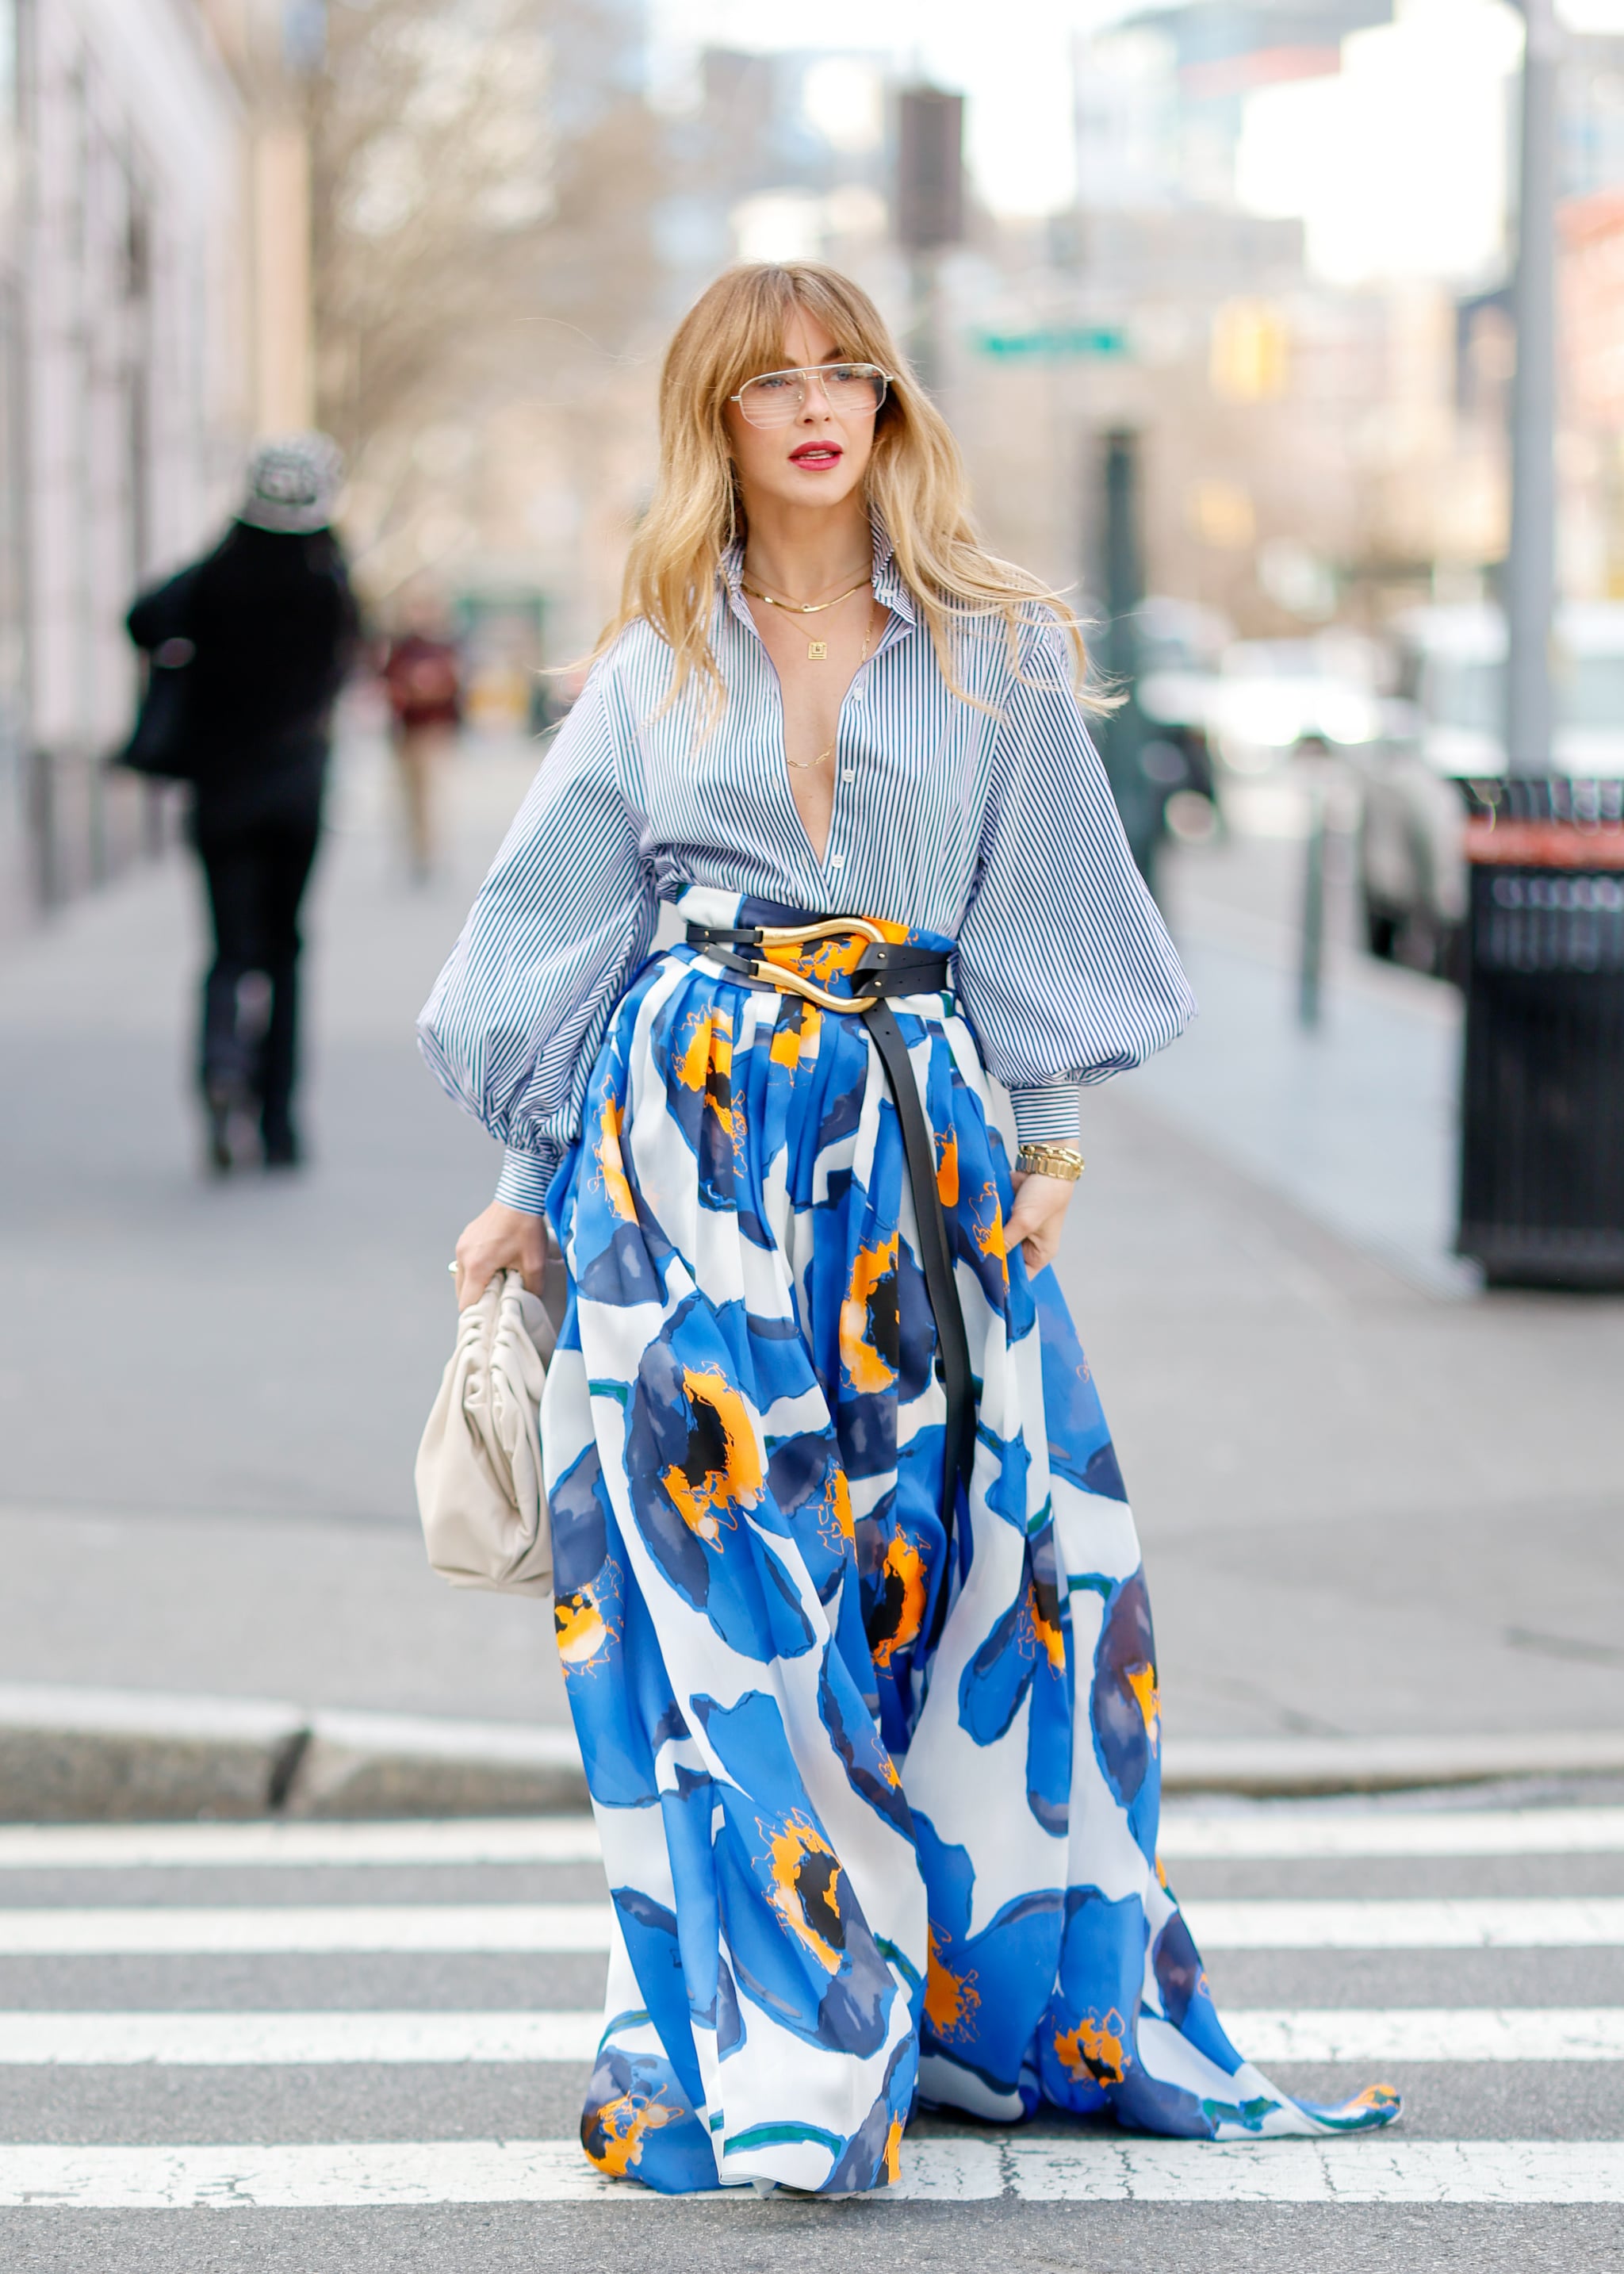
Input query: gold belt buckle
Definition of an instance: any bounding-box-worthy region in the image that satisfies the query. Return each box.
[752,917,883,1014]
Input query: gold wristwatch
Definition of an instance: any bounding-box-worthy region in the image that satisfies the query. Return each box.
[1016,1142,1085,1182]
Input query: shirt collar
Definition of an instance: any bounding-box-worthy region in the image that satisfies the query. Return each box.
[719,535,754,631]
[868,517,916,625]
[720,514,917,630]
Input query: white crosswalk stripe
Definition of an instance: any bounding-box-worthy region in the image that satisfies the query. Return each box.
[1185,1896,1624,1949]
[3,1893,1618,1956]
[0,2011,606,2065]
[2,2138,1622,2207]
[1221,2008,1624,2062]
[0,1805,1618,1873]
[3,2007,1623,2067]
[0,1818,605,1871]
[0,1904,614,1955]
[1158,1806,1624,1862]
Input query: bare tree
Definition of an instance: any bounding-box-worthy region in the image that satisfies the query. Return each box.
[308,0,665,590]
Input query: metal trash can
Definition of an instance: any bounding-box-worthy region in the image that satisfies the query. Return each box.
[1457,780,1624,1288]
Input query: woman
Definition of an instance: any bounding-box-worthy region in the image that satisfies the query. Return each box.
[419,265,1399,2195]
[128,435,357,1169]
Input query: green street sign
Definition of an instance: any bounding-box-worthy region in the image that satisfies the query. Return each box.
[971,325,1129,361]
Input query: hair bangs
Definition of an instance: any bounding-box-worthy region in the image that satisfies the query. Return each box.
[689,268,885,428]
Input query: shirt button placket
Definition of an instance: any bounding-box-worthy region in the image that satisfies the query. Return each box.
[829,674,864,875]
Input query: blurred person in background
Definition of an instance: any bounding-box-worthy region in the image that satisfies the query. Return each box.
[127,435,358,1172]
[381,585,464,884]
[419,264,1400,2196]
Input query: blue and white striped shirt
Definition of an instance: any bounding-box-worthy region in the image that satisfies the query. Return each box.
[419,523,1196,1210]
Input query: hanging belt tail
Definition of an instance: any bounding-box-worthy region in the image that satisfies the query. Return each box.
[687,921,975,1650]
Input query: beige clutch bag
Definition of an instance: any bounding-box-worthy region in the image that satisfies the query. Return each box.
[415,1261,564,1597]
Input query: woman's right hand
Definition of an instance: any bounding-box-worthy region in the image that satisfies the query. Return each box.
[453,1202,549,1309]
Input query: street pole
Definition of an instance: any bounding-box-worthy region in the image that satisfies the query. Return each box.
[1506,0,1557,777]
[895,87,963,398]
[908,251,941,397]
[1299,773,1326,1030]
[1096,430,1159,891]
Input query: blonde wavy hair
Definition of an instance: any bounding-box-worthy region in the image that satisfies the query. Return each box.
[594,263,1088,714]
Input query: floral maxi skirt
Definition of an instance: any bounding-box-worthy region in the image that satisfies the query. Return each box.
[542,887,1400,2195]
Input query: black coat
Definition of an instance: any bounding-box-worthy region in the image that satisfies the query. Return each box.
[128,523,359,834]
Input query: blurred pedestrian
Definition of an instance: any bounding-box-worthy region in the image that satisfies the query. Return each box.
[381,587,463,882]
[419,264,1400,2195]
[126,434,358,1172]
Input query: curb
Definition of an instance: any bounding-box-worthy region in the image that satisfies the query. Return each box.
[1163,1728,1624,1797]
[0,1686,586,1823]
[288,1710,585,1820]
[4,1684,1624,1821]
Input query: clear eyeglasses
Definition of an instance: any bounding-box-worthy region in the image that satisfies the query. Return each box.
[730,362,893,429]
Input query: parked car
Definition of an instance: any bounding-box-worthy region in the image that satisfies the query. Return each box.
[1354,604,1624,976]
[1388,602,1624,779]
[1354,701,1469,976]
[1206,633,1383,776]
[1132,595,1228,840]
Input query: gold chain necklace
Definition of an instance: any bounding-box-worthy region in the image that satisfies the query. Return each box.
[785,605,877,772]
[742,570,871,661]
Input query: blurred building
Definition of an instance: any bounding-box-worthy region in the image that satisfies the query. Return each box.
[0,0,311,929]
[943,0,1524,633]
[1561,187,1624,600]
[1565,190,1624,435]
[1565,36,1624,205]
[654,47,894,293]
[1076,0,1397,212]
[1008,4,1624,635]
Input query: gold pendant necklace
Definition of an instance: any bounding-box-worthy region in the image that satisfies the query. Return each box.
[784,607,877,771]
[742,570,871,661]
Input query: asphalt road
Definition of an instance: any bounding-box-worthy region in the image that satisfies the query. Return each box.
[2,1789,1622,2270]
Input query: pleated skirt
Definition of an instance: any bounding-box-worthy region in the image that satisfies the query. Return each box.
[542,884,1400,2195]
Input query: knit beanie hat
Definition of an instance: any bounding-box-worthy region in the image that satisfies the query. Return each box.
[238,432,344,535]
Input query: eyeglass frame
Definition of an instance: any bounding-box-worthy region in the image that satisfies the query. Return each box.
[726,362,896,428]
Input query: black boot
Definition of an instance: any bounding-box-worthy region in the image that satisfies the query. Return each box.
[201,956,259,1176]
[258,953,303,1172]
[262,1116,302,1171]
[205,1087,235,1175]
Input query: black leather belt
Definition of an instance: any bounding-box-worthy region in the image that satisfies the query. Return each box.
[686,918,973,1649]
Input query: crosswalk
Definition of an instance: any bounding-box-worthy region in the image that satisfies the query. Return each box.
[2,1797,1622,2217]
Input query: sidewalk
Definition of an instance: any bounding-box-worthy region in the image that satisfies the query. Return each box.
[1,741,1621,1811]
[0,728,576,1740]
[1146,803,1471,1297]
[1132,928,1469,1298]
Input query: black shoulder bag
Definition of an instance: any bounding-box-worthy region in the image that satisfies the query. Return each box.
[113,569,201,781]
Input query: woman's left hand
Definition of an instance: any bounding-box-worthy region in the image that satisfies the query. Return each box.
[1005,1171,1075,1275]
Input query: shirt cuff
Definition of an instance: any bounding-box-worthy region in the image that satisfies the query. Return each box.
[1009,1084,1082,1147]
[494,1145,560,1214]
